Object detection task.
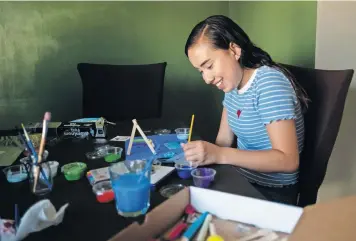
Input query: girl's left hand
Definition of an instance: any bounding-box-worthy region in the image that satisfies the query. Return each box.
[181,141,220,166]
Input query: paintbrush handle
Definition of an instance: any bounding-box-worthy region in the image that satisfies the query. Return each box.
[188,114,195,143]
[15,204,19,230]
[27,140,38,161]
[38,121,48,161]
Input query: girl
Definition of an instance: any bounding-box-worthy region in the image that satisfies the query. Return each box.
[182,15,308,205]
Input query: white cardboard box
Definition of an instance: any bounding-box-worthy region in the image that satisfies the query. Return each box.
[189,187,303,234]
[108,186,305,240]
[108,186,356,241]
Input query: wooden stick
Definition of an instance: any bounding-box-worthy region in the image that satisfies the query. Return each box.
[132,119,156,155]
[126,121,137,155]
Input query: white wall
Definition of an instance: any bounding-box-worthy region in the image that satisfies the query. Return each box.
[315,1,356,201]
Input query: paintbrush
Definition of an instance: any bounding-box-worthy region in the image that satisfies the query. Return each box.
[33,112,51,193]
[38,112,51,164]
[19,130,52,190]
[14,203,19,232]
[20,124,38,162]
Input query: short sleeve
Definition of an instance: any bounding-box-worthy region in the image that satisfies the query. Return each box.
[255,74,298,125]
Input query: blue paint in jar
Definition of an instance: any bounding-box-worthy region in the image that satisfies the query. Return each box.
[175,164,195,179]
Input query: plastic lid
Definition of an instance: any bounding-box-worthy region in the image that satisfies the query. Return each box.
[159,184,186,198]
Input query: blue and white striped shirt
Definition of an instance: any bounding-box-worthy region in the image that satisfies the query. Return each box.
[223,66,304,187]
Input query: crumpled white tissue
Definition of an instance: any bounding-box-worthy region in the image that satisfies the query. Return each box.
[0,199,69,241]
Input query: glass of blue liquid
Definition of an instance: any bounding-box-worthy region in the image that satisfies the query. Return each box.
[109,160,151,217]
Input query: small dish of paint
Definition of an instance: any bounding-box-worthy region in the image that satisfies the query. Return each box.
[175,128,190,141]
[191,168,216,188]
[2,164,28,183]
[103,147,123,163]
[175,163,195,179]
[92,180,115,203]
[61,162,87,181]
[86,146,122,163]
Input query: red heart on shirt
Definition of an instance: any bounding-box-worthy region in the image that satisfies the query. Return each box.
[237,109,242,118]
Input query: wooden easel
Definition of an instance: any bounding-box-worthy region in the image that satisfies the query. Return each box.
[126,119,156,156]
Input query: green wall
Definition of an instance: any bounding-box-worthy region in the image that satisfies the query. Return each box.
[229,1,317,67]
[0,1,317,142]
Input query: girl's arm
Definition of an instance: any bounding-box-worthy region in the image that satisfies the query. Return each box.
[216,119,299,172]
[215,108,235,148]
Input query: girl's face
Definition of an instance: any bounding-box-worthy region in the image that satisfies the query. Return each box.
[187,38,243,93]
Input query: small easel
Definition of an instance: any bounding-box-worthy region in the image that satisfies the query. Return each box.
[126,119,156,155]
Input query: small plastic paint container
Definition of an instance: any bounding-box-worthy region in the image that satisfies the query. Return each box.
[86,150,105,160]
[86,146,123,163]
[61,162,87,181]
[92,180,115,203]
[103,147,123,163]
[2,165,28,183]
[47,161,59,178]
[154,129,171,135]
[175,163,195,179]
[159,184,186,198]
[175,128,190,141]
[191,168,216,188]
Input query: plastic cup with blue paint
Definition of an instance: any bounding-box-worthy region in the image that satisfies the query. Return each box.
[175,163,195,179]
[109,160,151,217]
[3,165,28,183]
[191,168,216,188]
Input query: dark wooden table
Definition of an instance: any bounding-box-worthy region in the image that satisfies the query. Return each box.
[1,119,265,241]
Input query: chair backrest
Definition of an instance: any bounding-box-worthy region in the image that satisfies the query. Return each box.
[282,64,354,207]
[77,62,167,121]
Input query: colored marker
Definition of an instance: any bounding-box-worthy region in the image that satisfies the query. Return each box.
[181,212,208,241]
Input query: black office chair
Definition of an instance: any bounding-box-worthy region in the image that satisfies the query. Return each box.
[282,64,354,207]
[77,62,167,121]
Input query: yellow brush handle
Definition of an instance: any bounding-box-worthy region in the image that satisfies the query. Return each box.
[188,114,195,142]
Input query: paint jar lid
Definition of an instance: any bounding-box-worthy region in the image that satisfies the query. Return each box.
[159,184,186,198]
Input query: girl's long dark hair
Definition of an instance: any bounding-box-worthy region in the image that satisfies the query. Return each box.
[185,15,309,111]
